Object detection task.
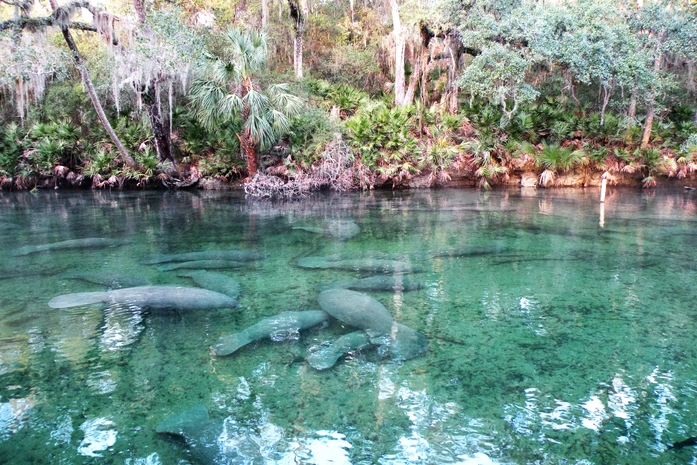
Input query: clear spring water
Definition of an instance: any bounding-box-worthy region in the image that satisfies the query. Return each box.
[0,187,697,464]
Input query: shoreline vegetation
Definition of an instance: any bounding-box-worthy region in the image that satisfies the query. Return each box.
[3,1,697,196]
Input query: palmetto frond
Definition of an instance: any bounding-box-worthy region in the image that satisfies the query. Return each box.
[245,113,274,147]
[268,84,304,117]
[188,78,228,129]
[266,110,292,148]
[224,28,267,78]
[244,89,270,120]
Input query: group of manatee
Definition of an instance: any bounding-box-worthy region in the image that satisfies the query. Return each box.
[41,225,433,463]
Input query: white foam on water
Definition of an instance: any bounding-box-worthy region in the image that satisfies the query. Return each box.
[581,396,608,431]
[646,366,677,450]
[0,396,34,440]
[306,430,353,465]
[456,452,500,465]
[87,370,117,394]
[125,452,161,465]
[50,414,73,444]
[237,376,251,400]
[99,306,144,351]
[78,417,117,457]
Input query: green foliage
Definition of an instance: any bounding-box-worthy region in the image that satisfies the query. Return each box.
[25,119,81,174]
[345,103,418,169]
[113,117,151,153]
[289,107,342,166]
[83,149,118,177]
[0,123,26,177]
[459,43,539,120]
[133,147,159,177]
[536,142,584,172]
[422,130,460,173]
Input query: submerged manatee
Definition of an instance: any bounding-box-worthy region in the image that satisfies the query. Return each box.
[177,270,241,300]
[316,275,423,293]
[11,238,131,256]
[157,260,244,271]
[431,243,508,258]
[293,220,360,240]
[212,310,329,356]
[156,406,265,464]
[369,322,428,361]
[307,330,372,370]
[317,289,427,365]
[48,285,239,311]
[298,257,422,274]
[141,250,265,265]
[317,289,394,333]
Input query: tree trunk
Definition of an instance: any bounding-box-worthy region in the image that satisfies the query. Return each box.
[641,103,654,148]
[442,32,460,114]
[289,0,307,79]
[641,49,663,149]
[133,0,146,25]
[143,81,173,163]
[390,0,406,106]
[419,23,432,106]
[403,58,420,106]
[628,85,637,119]
[261,0,268,29]
[50,2,135,167]
[240,131,258,179]
[599,83,612,126]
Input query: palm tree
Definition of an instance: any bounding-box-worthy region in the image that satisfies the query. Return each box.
[188,28,303,179]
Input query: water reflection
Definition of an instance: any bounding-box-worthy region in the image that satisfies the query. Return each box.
[78,417,117,457]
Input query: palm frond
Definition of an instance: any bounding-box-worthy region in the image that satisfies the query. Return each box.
[244,89,269,118]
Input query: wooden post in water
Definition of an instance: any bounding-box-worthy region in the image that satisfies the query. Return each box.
[599,174,608,228]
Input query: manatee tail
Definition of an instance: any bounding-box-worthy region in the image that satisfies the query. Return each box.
[211,332,254,356]
[308,331,372,370]
[48,291,107,309]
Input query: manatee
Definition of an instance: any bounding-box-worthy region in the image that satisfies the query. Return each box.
[297,257,422,274]
[430,243,508,258]
[316,276,423,292]
[0,222,20,231]
[177,270,241,300]
[307,330,372,370]
[48,285,239,311]
[317,289,394,333]
[367,322,428,361]
[317,289,427,361]
[141,250,265,265]
[11,238,131,256]
[157,260,244,271]
[57,271,150,289]
[156,405,261,464]
[293,220,360,240]
[212,310,329,356]
[668,436,697,450]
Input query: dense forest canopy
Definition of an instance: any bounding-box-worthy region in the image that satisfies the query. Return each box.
[1,0,697,193]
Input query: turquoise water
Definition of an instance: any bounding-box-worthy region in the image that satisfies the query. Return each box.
[0,187,697,464]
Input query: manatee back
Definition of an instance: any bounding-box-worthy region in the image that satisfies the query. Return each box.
[318,289,393,332]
